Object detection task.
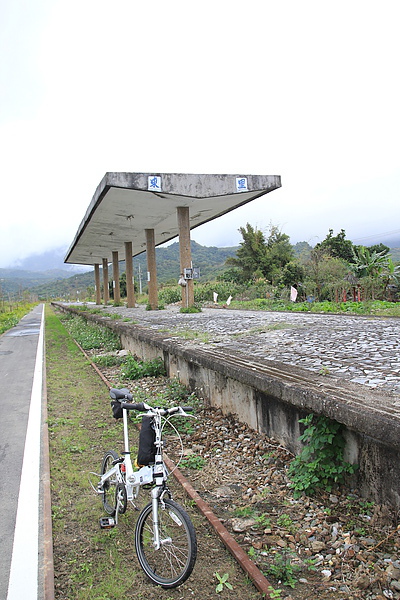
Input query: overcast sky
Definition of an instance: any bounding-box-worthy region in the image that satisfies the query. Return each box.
[1,0,400,268]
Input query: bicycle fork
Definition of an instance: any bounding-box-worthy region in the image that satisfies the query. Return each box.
[151,487,172,550]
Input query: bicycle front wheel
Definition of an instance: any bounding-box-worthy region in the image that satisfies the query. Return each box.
[135,498,197,588]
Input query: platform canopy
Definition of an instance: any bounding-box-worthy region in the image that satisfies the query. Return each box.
[65,172,281,266]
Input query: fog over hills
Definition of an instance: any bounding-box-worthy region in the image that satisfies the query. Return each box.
[0,247,92,296]
[6,247,92,273]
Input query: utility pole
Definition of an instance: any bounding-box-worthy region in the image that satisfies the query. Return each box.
[138,264,143,295]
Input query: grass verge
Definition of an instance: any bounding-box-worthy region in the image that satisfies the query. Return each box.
[0,301,38,334]
[46,304,144,599]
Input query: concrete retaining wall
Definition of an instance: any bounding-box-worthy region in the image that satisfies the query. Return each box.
[53,303,400,509]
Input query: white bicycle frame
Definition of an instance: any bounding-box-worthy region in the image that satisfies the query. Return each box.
[99,409,153,513]
[98,400,193,547]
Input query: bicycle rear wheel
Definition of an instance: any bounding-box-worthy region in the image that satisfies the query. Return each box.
[135,498,197,588]
[101,450,119,515]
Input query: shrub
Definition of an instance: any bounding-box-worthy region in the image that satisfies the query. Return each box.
[288,414,356,497]
[121,356,166,380]
[62,315,121,351]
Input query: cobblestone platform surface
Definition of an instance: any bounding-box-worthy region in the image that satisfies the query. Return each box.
[99,305,400,398]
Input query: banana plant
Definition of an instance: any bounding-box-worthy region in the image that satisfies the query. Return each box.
[352,246,389,278]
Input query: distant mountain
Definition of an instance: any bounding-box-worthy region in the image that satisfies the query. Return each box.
[7,247,90,273]
[0,247,92,296]
[390,247,400,262]
[5,241,238,300]
[0,266,91,297]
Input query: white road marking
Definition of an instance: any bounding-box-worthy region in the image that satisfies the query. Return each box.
[7,305,44,600]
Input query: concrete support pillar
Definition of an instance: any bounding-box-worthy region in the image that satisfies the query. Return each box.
[177,206,194,307]
[124,241,135,308]
[102,258,109,304]
[145,228,158,310]
[112,251,120,304]
[94,264,101,305]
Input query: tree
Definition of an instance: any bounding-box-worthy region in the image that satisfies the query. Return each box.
[303,248,349,301]
[226,223,294,284]
[279,261,305,288]
[226,224,266,281]
[382,258,400,300]
[315,229,355,263]
[366,243,390,256]
[265,225,295,283]
[351,246,389,278]
[351,246,390,300]
[218,267,244,284]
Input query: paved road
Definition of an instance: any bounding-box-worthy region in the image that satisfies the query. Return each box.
[0,304,45,600]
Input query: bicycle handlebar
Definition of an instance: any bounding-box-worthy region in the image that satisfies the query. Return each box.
[120,403,194,416]
[110,389,194,417]
[121,401,148,411]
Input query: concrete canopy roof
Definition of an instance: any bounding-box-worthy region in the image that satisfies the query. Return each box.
[65,172,281,266]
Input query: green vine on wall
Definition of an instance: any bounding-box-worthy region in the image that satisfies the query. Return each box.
[288,414,357,497]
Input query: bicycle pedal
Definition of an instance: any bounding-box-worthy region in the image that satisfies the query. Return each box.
[99,517,116,529]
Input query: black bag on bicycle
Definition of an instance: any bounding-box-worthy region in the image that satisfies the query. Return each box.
[137,416,156,465]
[111,400,123,419]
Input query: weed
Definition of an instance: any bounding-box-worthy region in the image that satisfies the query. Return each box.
[359,500,375,515]
[214,572,233,593]
[303,557,317,571]
[93,354,125,367]
[47,417,71,430]
[263,451,274,460]
[276,514,293,530]
[180,454,206,470]
[266,550,300,588]
[288,413,357,497]
[232,323,295,338]
[267,587,283,599]
[52,505,63,520]
[345,518,357,530]
[163,377,199,406]
[234,506,254,518]
[319,365,330,376]
[180,305,202,313]
[255,513,271,529]
[61,314,121,351]
[146,302,165,311]
[121,355,166,380]
[63,442,86,454]
[166,327,210,343]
